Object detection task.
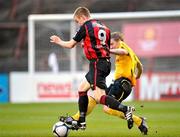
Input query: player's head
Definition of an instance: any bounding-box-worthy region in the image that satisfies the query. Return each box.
[110,32,124,49]
[73,7,91,26]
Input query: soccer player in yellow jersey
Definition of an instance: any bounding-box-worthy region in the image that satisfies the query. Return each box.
[60,32,148,135]
[103,32,148,134]
[107,31,142,103]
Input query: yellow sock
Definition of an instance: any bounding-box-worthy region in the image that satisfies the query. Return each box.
[103,106,142,127]
[103,106,125,119]
[132,115,142,127]
[72,96,97,121]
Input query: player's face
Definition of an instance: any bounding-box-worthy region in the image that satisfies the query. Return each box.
[74,16,85,26]
[110,39,119,49]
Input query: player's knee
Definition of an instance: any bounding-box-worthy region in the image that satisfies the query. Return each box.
[94,87,106,103]
[78,79,91,91]
[108,78,132,101]
[121,79,132,95]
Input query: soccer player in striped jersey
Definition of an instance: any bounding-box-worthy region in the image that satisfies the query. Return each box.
[50,7,134,130]
[61,32,148,135]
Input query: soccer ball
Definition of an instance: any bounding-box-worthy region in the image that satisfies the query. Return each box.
[52,121,69,137]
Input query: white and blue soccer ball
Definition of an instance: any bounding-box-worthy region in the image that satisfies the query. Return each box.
[52,121,69,137]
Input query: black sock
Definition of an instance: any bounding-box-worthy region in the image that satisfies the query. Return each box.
[78,92,88,123]
[100,95,127,113]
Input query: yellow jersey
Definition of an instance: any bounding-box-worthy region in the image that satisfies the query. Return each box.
[114,41,142,86]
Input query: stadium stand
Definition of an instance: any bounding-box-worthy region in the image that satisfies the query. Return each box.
[0,0,180,72]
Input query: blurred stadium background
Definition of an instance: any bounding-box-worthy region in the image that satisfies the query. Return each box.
[0,0,180,137]
[0,0,180,103]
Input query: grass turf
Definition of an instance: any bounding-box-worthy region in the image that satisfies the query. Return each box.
[0,101,180,137]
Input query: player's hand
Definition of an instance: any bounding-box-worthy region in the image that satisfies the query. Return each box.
[50,35,61,44]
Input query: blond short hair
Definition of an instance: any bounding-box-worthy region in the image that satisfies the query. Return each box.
[73,7,91,18]
[111,32,124,41]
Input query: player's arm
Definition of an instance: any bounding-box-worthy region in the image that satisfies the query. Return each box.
[136,61,143,79]
[50,35,77,49]
[110,48,128,55]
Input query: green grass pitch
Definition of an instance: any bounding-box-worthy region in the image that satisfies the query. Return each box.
[0,101,180,137]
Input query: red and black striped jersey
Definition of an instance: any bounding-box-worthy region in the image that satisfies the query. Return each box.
[73,19,111,60]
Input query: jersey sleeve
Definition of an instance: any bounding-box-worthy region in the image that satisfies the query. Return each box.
[135,55,142,66]
[73,24,86,42]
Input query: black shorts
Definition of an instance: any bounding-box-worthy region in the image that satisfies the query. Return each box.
[106,77,132,102]
[85,58,111,90]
